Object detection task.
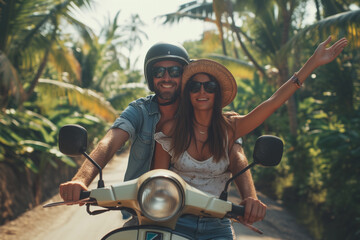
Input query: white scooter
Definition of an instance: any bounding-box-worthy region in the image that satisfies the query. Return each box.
[44,124,283,240]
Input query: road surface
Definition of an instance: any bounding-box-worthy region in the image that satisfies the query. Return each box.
[0,150,313,240]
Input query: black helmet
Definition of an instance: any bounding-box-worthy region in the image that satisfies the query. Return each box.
[144,42,190,91]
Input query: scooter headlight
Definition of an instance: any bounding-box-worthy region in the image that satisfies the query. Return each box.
[138,176,184,221]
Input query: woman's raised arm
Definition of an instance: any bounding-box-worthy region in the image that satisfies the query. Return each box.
[233,36,348,138]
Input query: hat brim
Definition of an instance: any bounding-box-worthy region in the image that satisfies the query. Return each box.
[182,59,237,107]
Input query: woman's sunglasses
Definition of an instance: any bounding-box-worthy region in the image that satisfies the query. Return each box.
[188,81,217,93]
[152,66,183,78]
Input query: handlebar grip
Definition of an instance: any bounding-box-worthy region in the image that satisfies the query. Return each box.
[80,190,91,199]
[230,204,245,217]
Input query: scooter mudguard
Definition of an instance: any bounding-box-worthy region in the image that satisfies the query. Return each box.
[102,225,192,240]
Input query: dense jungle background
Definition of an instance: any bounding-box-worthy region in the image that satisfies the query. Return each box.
[0,0,359,239]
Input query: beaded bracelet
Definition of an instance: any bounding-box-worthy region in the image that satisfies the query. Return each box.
[290,73,302,88]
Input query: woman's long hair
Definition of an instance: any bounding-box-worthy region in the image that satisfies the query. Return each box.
[171,73,232,162]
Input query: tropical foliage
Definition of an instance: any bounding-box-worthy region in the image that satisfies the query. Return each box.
[0,0,148,216]
[1,0,359,239]
[161,1,360,239]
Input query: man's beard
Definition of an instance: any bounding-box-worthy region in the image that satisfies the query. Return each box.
[154,88,180,102]
[154,82,180,102]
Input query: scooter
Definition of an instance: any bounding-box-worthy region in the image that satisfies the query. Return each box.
[43,124,283,240]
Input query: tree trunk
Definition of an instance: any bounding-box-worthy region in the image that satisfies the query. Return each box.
[213,0,227,56]
[230,18,266,77]
[280,5,298,137]
[24,20,57,104]
[24,47,50,102]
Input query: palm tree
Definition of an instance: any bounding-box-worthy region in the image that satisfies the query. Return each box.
[0,0,93,109]
[69,11,148,96]
[0,0,119,210]
[72,10,125,90]
[160,0,359,136]
[161,2,360,239]
[36,79,118,122]
[121,14,148,70]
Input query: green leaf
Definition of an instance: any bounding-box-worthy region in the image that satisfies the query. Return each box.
[47,158,59,169]
[24,158,39,173]
[48,148,77,167]
[37,79,118,122]
[0,132,17,146]
[351,147,360,157]
[312,111,328,119]
[0,152,4,162]
[0,127,23,143]
[60,155,77,168]
[19,140,52,151]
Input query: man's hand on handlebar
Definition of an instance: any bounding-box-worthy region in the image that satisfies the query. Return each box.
[59,180,88,204]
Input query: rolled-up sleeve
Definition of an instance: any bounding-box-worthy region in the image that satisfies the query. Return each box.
[111,104,140,140]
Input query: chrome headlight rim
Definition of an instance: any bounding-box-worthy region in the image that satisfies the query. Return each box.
[138,174,185,222]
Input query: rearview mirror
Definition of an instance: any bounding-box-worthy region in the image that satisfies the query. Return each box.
[59,124,88,156]
[59,124,104,188]
[253,135,283,167]
[219,135,283,201]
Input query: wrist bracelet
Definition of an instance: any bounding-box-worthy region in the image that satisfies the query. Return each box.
[291,73,302,88]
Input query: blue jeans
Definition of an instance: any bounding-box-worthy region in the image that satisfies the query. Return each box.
[175,215,234,240]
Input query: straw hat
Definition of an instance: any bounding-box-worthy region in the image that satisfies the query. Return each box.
[182,59,237,107]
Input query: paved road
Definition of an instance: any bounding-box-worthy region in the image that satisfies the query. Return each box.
[0,150,313,240]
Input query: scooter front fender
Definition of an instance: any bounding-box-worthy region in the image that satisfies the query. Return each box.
[102,225,192,240]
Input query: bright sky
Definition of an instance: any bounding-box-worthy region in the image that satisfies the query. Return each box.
[74,0,211,70]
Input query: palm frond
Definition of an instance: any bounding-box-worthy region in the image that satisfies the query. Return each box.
[289,10,360,48]
[158,1,213,24]
[63,11,96,42]
[48,42,82,82]
[208,54,255,80]
[36,79,118,122]
[108,83,148,111]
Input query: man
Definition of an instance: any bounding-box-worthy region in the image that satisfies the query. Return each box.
[59,42,265,224]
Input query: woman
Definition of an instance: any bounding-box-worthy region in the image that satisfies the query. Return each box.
[154,36,348,239]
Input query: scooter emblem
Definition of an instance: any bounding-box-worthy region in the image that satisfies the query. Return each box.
[145,231,163,240]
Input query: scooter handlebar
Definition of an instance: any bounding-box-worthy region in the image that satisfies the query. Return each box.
[80,190,91,199]
[226,203,245,218]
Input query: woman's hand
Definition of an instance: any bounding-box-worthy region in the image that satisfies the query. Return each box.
[231,197,267,234]
[239,197,267,224]
[312,36,348,67]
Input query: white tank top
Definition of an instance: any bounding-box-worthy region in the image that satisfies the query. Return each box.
[154,132,231,197]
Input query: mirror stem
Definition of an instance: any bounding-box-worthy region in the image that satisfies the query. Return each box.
[219,162,255,201]
[82,152,105,188]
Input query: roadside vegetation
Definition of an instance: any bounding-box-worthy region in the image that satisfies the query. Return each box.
[1,0,359,239]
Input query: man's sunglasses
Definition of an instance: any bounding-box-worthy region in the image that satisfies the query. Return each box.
[152,66,183,78]
[188,81,218,93]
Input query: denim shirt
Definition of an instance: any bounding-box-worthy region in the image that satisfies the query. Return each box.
[111,95,160,181]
